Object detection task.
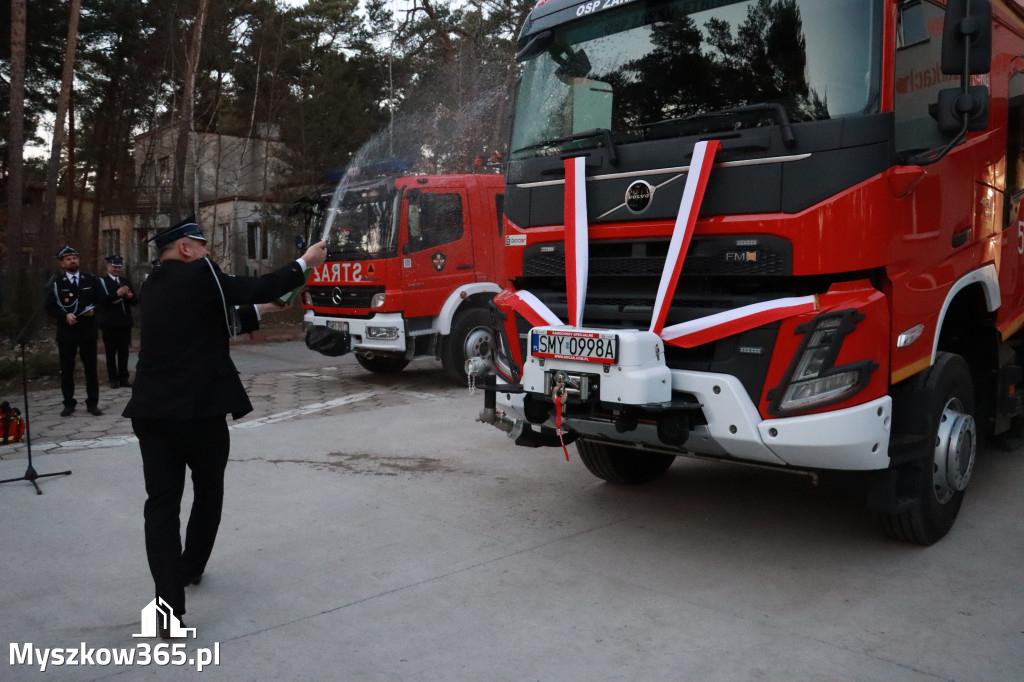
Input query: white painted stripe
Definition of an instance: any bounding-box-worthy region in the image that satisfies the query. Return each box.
[232,391,377,428]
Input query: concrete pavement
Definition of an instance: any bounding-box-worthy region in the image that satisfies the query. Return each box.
[1,340,1022,681]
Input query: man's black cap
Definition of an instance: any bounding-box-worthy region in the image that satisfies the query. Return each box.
[57,245,79,259]
[106,255,125,266]
[147,216,207,249]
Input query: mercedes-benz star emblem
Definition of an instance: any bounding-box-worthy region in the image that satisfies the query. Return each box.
[331,286,345,305]
[625,180,654,213]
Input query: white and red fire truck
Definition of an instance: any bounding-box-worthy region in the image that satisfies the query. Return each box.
[475,0,1024,543]
[299,173,505,383]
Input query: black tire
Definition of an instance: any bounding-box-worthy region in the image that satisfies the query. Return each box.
[355,352,410,374]
[576,439,676,484]
[441,307,493,385]
[875,352,977,545]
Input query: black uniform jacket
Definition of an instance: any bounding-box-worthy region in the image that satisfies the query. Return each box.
[96,274,138,329]
[44,272,103,340]
[123,258,305,421]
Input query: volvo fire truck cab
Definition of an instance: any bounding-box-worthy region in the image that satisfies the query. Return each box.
[477,0,1024,543]
[300,173,505,383]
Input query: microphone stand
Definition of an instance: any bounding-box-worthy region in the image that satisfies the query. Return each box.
[0,274,72,494]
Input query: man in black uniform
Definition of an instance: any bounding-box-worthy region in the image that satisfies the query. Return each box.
[97,255,138,388]
[123,218,327,635]
[44,245,104,417]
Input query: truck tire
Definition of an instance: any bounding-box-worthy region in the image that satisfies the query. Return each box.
[576,439,675,484]
[355,352,410,374]
[441,307,493,385]
[875,352,976,545]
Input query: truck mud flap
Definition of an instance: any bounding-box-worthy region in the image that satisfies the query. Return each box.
[305,325,352,357]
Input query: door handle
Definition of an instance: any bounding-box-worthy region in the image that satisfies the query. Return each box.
[456,264,473,271]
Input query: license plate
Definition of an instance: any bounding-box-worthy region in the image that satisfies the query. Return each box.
[327,320,349,332]
[531,329,618,364]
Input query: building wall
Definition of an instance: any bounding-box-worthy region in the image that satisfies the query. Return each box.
[128,127,297,278]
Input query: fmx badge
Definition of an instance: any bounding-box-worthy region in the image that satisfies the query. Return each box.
[431,251,447,272]
[725,251,758,262]
[133,598,196,638]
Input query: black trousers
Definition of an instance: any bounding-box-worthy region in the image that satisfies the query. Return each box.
[57,328,99,408]
[133,416,230,616]
[101,326,132,383]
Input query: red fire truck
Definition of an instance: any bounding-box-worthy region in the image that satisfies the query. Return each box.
[476,0,1023,543]
[299,173,505,383]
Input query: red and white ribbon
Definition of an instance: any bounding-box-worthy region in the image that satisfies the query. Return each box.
[564,156,589,328]
[649,140,720,335]
[508,290,564,328]
[554,392,570,461]
[660,295,818,348]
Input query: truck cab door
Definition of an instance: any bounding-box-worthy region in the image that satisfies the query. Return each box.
[400,189,476,318]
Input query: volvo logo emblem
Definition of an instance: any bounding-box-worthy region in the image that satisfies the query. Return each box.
[625,180,654,213]
[331,286,345,305]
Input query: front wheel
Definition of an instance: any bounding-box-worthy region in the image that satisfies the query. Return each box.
[875,352,977,545]
[576,439,676,484]
[355,352,410,374]
[441,307,493,385]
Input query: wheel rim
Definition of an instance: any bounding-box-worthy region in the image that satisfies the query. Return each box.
[932,397,976,504]
[463,326,493,363]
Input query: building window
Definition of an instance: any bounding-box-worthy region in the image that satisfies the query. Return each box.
[102,229,120,258]
[157,157,170,188]
[136,229,151,262]
[247,222,268,260]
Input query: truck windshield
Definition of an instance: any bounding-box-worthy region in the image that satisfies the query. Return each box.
[511,0,881,159]
[314,183,399,259]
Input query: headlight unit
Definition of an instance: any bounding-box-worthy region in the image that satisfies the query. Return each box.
[767,309,877,416]
[370,293,386,308]
[366,326,399,340]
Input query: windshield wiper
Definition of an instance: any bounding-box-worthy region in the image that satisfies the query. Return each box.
[328,245,370,259]
[643,103,796,148]
[515,128,620,166]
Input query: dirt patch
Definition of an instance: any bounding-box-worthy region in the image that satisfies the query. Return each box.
[267,452,458,477]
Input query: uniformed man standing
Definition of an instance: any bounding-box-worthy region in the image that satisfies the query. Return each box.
[123,218,327,635]
[97,255,138,388]
[44,245,104,417]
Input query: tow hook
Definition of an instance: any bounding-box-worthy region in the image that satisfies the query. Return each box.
[467,356,527,439]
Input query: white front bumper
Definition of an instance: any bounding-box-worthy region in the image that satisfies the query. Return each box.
[496,368,892,472]
[305,311,407,352]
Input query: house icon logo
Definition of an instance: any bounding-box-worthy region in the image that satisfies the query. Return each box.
[132,598,196,638]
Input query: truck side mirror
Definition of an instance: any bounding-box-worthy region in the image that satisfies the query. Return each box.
[931,86,990,133]
[941,0,992,75]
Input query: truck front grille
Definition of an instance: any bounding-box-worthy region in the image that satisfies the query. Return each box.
[306,285,385,309]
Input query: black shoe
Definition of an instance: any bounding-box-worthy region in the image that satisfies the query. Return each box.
[120,380,132,388]
[87,406,103,416]
[184,573,203,587]
[110,380,119,389]
[60,405,75,417]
